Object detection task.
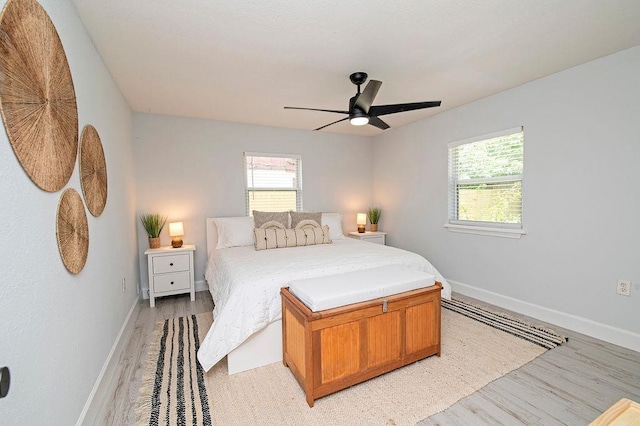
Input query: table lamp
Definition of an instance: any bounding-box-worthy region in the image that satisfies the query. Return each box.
[169,222,184,248]
[356,213,366,233]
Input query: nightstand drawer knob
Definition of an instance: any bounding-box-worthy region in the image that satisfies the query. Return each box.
[170,263,174,266]
[171,281,174,285]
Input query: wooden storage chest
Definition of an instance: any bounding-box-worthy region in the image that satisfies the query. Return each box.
[281,281,442,407]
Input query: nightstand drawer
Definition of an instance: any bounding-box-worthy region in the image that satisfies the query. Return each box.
[348,231,387,245]
[153,271,190,293]
[152,254,190,274]
[360,235,384,244]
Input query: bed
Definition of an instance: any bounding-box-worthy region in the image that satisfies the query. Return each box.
[197,215,451,374]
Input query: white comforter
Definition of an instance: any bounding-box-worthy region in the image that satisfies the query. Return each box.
[197,238,451,372]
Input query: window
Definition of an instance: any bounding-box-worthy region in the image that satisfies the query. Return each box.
[447,127,524,237]
[244,152,302,215]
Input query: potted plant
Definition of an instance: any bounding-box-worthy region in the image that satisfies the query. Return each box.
[367,207,381,232]
[140,213,167,249]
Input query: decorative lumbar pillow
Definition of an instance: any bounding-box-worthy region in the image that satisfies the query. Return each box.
[254,225,332,251]
[290,211,322,229]
[253,211,289,229]
[322,212,345,240]
[213,217,255,249]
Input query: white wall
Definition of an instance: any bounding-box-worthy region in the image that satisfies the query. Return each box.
[372,46,640,350]
[133,114,372,295]
[0,1,138,424]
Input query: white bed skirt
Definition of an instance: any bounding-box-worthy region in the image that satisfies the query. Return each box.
[226,319,282,375]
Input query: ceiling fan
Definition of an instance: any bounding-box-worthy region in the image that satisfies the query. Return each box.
[284,72,441,131]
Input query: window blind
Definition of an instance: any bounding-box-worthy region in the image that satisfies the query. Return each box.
[448,127,524,227]
[244,153,302,214]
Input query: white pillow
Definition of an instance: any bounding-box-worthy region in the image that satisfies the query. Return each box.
[321,213,345,240]
[213,217,255,249]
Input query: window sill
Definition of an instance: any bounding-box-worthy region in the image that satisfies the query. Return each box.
[443,223,526,239]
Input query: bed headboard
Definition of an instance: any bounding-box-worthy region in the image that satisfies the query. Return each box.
[205,217,219,258]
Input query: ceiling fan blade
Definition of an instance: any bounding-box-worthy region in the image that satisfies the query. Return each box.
[369,101,441,117]
[284,106,349,114]
[368,116,390,130]
[354,80,382,113]
[314,117,349,131]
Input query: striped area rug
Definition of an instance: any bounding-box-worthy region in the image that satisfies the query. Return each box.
[442,297,567,349]
[135,315,212,425]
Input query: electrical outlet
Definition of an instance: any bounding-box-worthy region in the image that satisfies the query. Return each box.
[617,279,631,296]
[122,278,126,292]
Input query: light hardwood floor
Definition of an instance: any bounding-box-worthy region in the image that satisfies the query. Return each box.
[100,291,640,425]
[98,292,214,425]
[420,294,640,425]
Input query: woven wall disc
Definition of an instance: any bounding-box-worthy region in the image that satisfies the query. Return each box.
[56,188,89,274]
[0,0,78,192]
[80,125,107,217]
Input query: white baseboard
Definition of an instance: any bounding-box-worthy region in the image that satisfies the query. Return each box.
[76,297,141,425]
[449,279,640,353]
[195,279,207,293]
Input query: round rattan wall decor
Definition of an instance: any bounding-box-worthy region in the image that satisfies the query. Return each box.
[0,0,79,192]
[79,125,107,217]
[56,188,89,274]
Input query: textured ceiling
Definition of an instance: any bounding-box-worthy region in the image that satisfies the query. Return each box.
[72,0,640,136]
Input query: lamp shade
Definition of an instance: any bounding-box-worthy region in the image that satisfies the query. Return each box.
[169,222,184,237]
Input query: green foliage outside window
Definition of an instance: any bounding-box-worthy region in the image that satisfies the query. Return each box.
[451,131,523,225]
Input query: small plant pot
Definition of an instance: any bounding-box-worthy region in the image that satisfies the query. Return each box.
[149,237,161,249]
[370,224,378,232]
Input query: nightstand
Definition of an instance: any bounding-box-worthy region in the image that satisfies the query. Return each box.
[144,244,196,307]
[348,231,387,245]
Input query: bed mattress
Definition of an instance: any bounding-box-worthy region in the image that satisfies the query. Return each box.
[288,265,436,312]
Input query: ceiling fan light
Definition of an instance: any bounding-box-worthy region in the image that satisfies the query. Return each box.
[350,116,369,126]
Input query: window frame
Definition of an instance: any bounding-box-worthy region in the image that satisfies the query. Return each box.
[244,152,303,215]
[445,127,526,239]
